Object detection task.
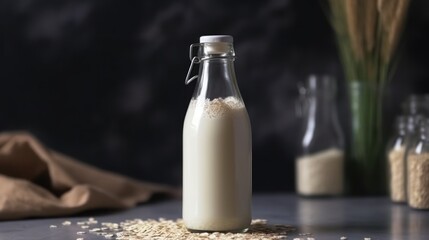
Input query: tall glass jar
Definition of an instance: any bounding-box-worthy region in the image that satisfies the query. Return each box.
[183,35,252,232]
[296,75,344,196]
[386,116,407,202]
[407,118,429,209]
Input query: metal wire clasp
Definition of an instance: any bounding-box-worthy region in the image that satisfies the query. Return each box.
[185,43,201,85]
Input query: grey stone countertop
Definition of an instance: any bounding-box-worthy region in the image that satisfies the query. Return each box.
[0,194,427,240]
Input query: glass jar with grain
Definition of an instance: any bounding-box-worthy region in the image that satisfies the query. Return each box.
[407,118,429,209]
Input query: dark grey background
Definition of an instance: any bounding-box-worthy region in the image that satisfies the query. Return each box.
[1,0,428,191]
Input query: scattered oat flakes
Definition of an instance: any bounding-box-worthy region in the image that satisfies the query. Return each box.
[104,234,114,239]
[82,218,294,240]
[62,221,72,226]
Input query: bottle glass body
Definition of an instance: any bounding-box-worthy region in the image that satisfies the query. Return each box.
[386,116,407,202]
[407,119,429,209]
[183,41,252,231]
[296,75,344,196]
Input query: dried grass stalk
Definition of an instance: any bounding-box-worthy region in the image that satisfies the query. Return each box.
[378,0,400,31]
[364,0,377,53]
[344,0,364,60]
[328,0,411,82]
[383,0,411,62]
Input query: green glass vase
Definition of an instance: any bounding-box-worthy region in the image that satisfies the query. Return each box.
[346,81,386,195]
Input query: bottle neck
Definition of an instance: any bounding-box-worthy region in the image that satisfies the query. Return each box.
[301,91,343,150]
[305,93,336,124]
[420,121,429,141]
[193,58,242,100]
[395,117,407,136]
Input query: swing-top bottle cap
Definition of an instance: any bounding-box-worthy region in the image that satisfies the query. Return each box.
[200,35,233,43]
[199,35,234,55]
[185,35,235,84]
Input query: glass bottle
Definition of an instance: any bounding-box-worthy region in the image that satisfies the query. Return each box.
[407,118,429,209]
[386,116,407,202]
[182,35,252,232]
[402,114,424,199]
[295,75,344,196]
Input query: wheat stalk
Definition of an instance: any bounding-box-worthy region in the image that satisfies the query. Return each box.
[327,0,411,82]
[378,0,399,31]
[344,0,364,61]
[383,0,411,63]
[364,0,377,53]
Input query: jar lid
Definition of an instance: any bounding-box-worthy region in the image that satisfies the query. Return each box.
[200,35,233,43]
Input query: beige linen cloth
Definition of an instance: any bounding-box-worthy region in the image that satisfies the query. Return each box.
[0,132,180,220]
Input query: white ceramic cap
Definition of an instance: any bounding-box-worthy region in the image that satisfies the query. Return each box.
[200,35,233,43]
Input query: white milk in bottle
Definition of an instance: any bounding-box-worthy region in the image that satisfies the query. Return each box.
[183,35,252,232]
